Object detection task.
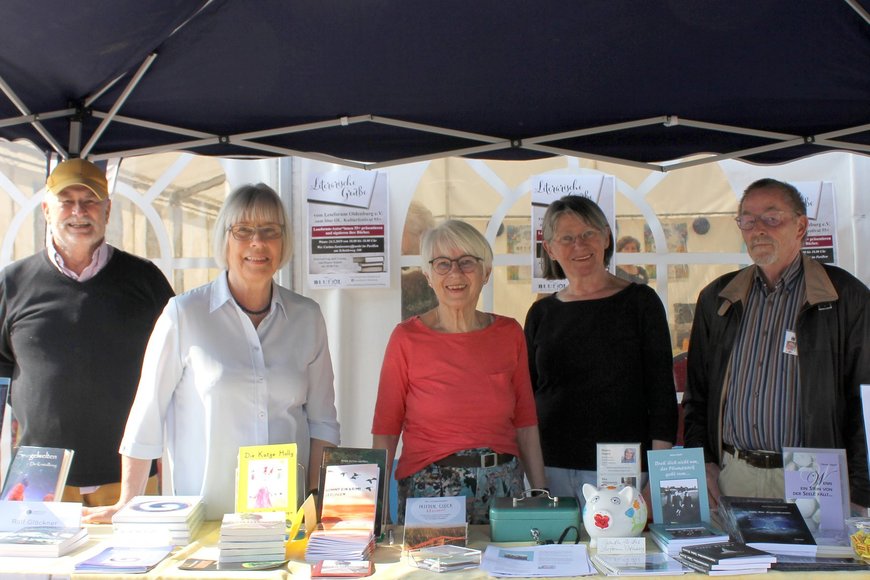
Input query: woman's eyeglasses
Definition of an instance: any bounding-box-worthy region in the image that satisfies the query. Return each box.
[734,210,797,231]
[553,229,600,246]
[429,255,483,275]
[228,224,284,241]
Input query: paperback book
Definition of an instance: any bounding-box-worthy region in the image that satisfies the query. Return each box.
[782,446,852,555]
[717,496,816,556]
[236,443,298,517]
[0,445,74,502]
[305,463,378,563]
[318,446,388,537]
[112,495,204,546]
[647,521,729,556]
[0,526,87,557]
[403,496,467,550]
[646,447,709,525]
[676,542,775,576]
[75,545,173,574]
[311,559,375,577]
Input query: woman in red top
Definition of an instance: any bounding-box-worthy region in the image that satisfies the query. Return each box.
[372,220,546,524]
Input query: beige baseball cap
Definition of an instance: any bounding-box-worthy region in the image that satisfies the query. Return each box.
[46,158,109,200]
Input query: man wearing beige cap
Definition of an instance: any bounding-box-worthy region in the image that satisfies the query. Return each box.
[0,158,173,506]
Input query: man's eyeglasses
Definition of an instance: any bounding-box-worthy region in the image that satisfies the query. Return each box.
[228,224,284,241]
[429,255,483,275]
[553,229,600,246]
[734,210,797,231]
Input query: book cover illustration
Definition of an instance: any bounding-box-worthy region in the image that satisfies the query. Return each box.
[0,446,74,502]
[718,496,816,554]
[318,447,388,536]
[112,495,204,523]
[320,463,379,531]
[403,496,467,549]
[236,443,298,516]
[783,447,849,532]
[646,447,709,525]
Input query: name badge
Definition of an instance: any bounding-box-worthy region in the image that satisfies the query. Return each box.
[782,330,798,356]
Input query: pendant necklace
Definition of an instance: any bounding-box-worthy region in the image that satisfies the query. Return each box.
[235,288,272,316]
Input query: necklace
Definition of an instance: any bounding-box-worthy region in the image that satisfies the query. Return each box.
[234,289,272,316]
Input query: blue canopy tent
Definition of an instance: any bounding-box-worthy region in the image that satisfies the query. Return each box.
[0,0,868,170]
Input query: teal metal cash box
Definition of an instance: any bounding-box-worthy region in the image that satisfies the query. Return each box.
[489,490,580,543]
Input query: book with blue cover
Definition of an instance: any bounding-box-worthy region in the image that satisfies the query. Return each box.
[646,448,709,525]
[0,445,74,502]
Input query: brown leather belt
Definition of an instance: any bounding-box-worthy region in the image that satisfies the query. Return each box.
[434,451,515,469]
[722,442,783,469]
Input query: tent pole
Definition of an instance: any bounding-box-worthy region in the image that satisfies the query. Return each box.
[0,73,67,158]
[81,53,158,158]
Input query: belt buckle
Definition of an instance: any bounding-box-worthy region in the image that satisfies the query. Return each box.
[481,452,497,469]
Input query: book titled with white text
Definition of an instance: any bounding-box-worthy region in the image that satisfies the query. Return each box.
[0,446,73,502]
[646,447,709,525]
[718,496,816,556]
[236,443,298,517]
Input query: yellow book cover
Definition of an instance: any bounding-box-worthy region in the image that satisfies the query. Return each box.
[236,443,298,517]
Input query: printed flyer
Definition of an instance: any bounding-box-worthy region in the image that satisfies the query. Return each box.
[794,181,837,265]
[307,170,389,289]
[530,174,616,293]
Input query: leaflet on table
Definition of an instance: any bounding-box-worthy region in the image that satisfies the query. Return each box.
[530,173,616,294]
[783,447,849,531]
[307,170,389,289]
[480,543,596,577]
[0,500,81,530]
[597,443,642,488]
[794,181,838,265]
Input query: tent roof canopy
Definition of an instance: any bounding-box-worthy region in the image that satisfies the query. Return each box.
[1,0,868,171]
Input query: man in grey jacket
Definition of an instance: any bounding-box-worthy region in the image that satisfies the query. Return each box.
[683,178,870,511]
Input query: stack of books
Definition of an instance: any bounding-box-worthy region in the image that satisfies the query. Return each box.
[112,496,204,546]
[0,526,88,557]
[305,463,378,563]
[219,512,287,566]
[648,522,729,556]
[676,542,776,575]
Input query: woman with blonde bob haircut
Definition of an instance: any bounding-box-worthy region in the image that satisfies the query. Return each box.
[84,183,340,522]
[373,219,546,525]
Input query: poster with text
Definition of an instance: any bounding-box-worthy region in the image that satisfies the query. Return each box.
[530,174,616,293]
[794,181,837,265]
[307,170,389,289]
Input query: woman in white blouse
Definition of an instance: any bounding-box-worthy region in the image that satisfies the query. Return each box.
[84,183,340,521]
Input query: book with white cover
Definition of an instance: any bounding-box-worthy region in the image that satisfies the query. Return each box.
[592,552,689,576]
[75,545,173,573]
[0,526,87,557]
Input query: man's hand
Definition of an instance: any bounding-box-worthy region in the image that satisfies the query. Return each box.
[82,502,124,524]
[705,462,721,511]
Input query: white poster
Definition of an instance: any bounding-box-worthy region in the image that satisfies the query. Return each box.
[307,170,389,289]
[795,181,837,265]
[530,174,616,293]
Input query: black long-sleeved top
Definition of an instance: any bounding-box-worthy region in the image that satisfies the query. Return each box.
[524,283,678,472]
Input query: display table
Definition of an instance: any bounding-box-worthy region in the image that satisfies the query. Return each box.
[0,522,864,579]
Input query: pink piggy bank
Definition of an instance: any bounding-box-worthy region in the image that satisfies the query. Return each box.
[581,484,647,546]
